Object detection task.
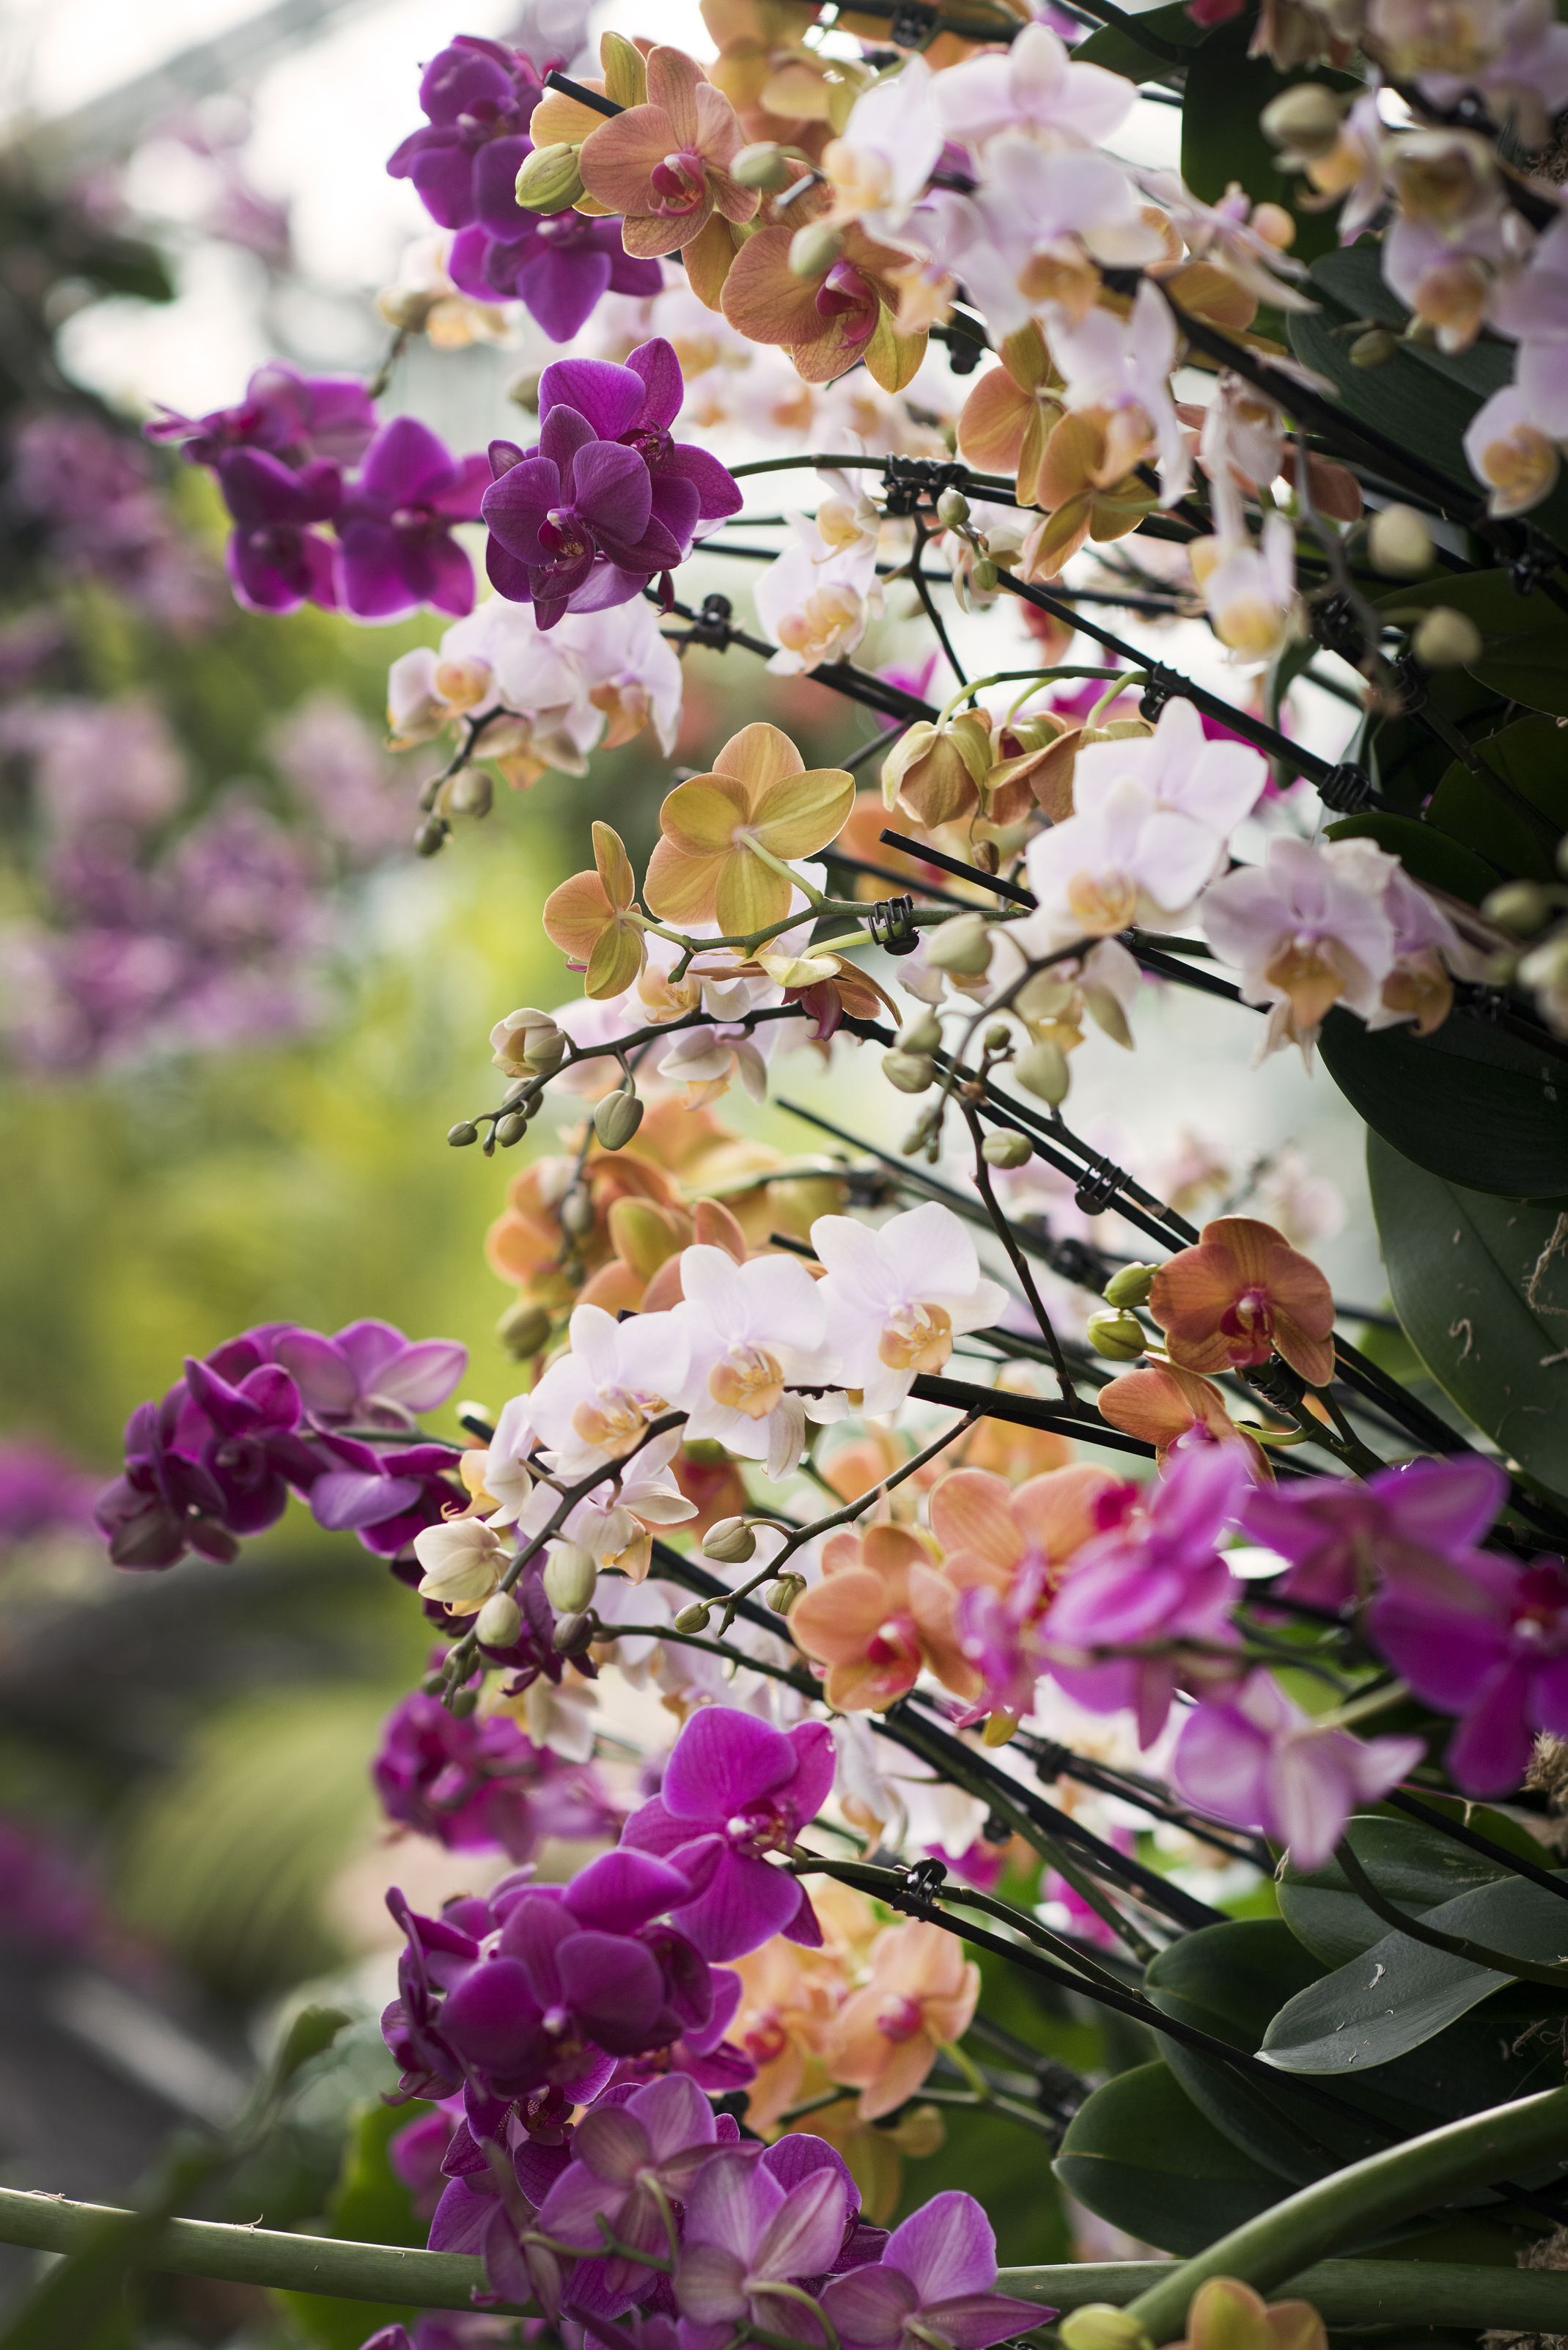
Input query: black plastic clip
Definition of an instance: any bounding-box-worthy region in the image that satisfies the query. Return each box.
[888,1,940,45]
[1137,665,1181,722]
[1074,1153,1131,1216]
[1246,1353,1309,1412]
[1510,526,1561,598]
[1314,762,1373,815]
[867,894,920,955]
[1391,653,1428,717]
[691,592,737,648]
[882,455,965,518]
[902,1856,949,1907]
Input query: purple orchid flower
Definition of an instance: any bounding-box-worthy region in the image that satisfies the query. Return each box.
[674,2142,850,2343]
[95,1381,237,1569]
[259,1318,468,1431]
[619,1708,834,1961]
[1370,1546,1568,1796]
[1172,1670,1425,1869]
[145,361,377,469]
[310,1433,464,1555]
[534,2071,734,2316]
[1041,1443,1248,1746]
[449,206,662,343]
[334,418,490,621]
[1240,1454,1509,1609]
[216,449,340,613]
[387,37,542,230]
[372,1689,613,1859]
[540,342,743,529]
[821,2192,1050,2350]
[183,1350,323,1535]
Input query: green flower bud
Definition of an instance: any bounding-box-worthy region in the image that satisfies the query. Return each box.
[496,1299,551,1359]
[970,557,999,590]
[935,487,971,528]
[475,1590,523,1648]
[447,766,493,818]
[1349,327,1399,367]
[1366,504,1434,577]
[450,1683,480,1718]
[1103,1262,1157,1308]
[765,1572,809,1615]
[543,1541,597,1614]
[525,1025,569,1075]
[1520,930,1568,988]
[674,1600,713,1634]
[901,1104,943,1157]
[420,1668,447,1696]
[883,1048,937,1093]
[702,1516,757,1564]
[898,1009,943,1052]
[552,1609,595,1655]
[449,1121,480,1148]
[1412,605,1484,669]
[983,1022,1012,1051]
[1014,1038,1070,1104]
[507,368,542,414]
[496,1111,527,1147]
[414,817,447,856]
[981,1130,1032,1169]
[1059,2307,1154,2350]
[514,141,586,212]
[560,1186,595,1236]
[789,221,844,278]
[1086,1309,1147,1361]
[1483,880,1552,934]
[732,142,795,191]
[925,913,993,976]
[1259,82,1344,156]
[594,1089,646,1150]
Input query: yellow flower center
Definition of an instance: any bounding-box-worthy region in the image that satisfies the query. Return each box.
[571,1385,668,1454]
[709,1346,787,1420]
[878,1303,954,1374]
[1066,869,1140,933]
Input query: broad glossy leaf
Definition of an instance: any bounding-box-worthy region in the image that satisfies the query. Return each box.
[1182,26,1358,271]
[1261,1868,1568,2074]
[1279,1814,1513,1967]
[1072,1,1202,78]
[1322,814,1497,908]
[1311,245,1514,403]
[1053,2060,1286,2254]
[1467,631,1568,719]
[1368,1131,1568,1488]
[1319,1005,1568,1199]
[1427,715,1568,884]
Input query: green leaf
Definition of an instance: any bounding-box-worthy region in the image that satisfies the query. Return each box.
[1053,2061,1287,2254]
[276,2101,431,2350]
[1322,812,1498,907]
[1261,1869,1568,2075]
[1427,713,1568,882]
[1182,26,1358,270]
[1467,630,1568,719]
[1319,1005,1568,1199]
[1310,244,1514,403]
[1072,1,1202,78]
[1368,1130,1568,1489]
[269,2004,354,2093]
[1279,1814,1514,1967]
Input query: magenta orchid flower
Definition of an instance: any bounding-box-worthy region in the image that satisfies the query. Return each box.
[146,360,377,469]
[1042,1442,1248,1744]
[372,1689,613,1858]
[1370,1546,1568,1796]
[214,449,340,614]
[449,168,663,341]
[386,36,542,230]
[1173,1671,1426,1868]
[1240,1454,1508,1610]
[334,418,490,621]
[180,1350,322,1535]
[534,2072,733,2316]
[674,2143,850,2342]
[619,1708,833,1960]
[821,2192,1050,2350]
[260,1317,468,1430]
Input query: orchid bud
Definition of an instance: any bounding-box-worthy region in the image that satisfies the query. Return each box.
[1484,881,1552,933]
[765,1571,809,1615]
[496,1299,551,1359]
[514,141,585,212]
[543,1542,597,1614]
[1059,2307,1154,2350]
[925,914,993,976]
[475,1590,523,1648]
[970,557,999,590]
[526,1028,568,1076]
[449,1121,479,1148]
[983,1022,1012,1051]
[1087,1309,1147,1361]
[1014,1039,1070,1104]
[733,142,794,191]
[1520,931,1568,989]
[883,1048,937,1093]
[447,767,493,818]
[1260,83,1343,158]
[450,1683,480,1717]
[901,1104,943,1157]
[1367,504,1434,576]
[1103,1262,1157,1308]
[552,1609,595,1655]
[674,1600,713,1634]
[899,1009,942,1052]
[560,1186,595,1236]
[982,1709,1020,1747]
[594,1089,645,1150]
[421,1668,447,1696]
[789,221,844,278]
[702,1516,757,1563]
[1349,328,1398,367]
[507,369,542,413]
[1412,606,1483,668]
[496,1111,526,1148]
[414,817,447,856]
[981,1131,1032,1168]
[935,487,971,527]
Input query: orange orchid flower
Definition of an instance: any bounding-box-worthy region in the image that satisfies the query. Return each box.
[542,821,646,999]
[1149,1215,1336,1389]
[828,1919,979,2120]
[644,722,853,933]
[956,325,1066,509]
[928,1463,1123,1596]
[721,219,926,389]
[790,1524,977,1711]
[577,47,758,257]
[1097,1359,1273,1479]
[729,1932,847,2129]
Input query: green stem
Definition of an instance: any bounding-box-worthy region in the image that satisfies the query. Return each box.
[1333,1837,1568,1992]
[1122,2085,1568,2345]
[2,2192,1564,2335]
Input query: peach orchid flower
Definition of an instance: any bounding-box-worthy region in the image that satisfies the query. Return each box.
[828,1919,979,2120]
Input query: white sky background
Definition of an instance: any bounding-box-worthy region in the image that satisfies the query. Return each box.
[0,0,1386,1297]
